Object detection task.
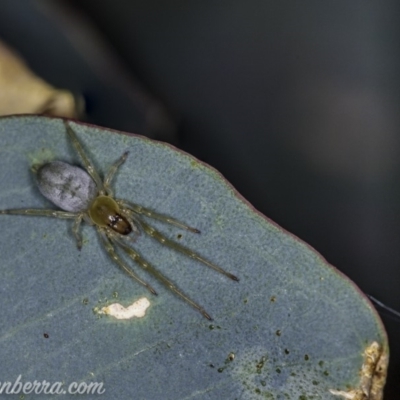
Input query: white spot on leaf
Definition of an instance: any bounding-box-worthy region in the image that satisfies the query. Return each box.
[98,297,150,320]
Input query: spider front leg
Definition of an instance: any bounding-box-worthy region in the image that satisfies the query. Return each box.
[118,200,200,233]
[124,211,239,281]
[113,236,212,320]
[97,228,157,295]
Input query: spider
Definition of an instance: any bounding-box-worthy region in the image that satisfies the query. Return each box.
[0,121,238,320]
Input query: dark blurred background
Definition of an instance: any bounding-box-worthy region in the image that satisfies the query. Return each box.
[0,0,398,397]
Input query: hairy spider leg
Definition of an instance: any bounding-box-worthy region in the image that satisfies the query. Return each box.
[0,208,84,247]
[97,228,157,295]
[0,209,77,219]
[103,151,129,195]
[72,214,84,250]
[64,121,105,194]
[121,208,239,281]
[113,236,212,320]
[118,200,200,233]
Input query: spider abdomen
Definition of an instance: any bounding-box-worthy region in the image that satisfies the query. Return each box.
[37,161,97,212]
[89,195,132,235]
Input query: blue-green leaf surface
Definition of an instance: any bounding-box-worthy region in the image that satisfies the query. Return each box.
[0,116,387,399]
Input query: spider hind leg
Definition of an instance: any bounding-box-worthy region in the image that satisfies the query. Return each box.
[112,235,213,320]
[97,228,157,295]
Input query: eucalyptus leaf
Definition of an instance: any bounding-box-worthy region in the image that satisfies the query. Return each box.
[0,116,388,399]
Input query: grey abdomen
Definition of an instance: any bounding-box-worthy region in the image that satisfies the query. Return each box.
[36,161,97,212]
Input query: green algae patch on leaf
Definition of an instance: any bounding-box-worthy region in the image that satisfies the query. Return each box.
[0,115,388,399]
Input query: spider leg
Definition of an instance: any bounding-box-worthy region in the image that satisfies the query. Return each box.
[118,200,200,233]
[97,228,157,295]
[103,152,129,195]
[0,208,86,248]
[63,121,106,194]
[0,208,77,218]
[114,237,212,320]
[124,211,239,281]
[72,214,84,250]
